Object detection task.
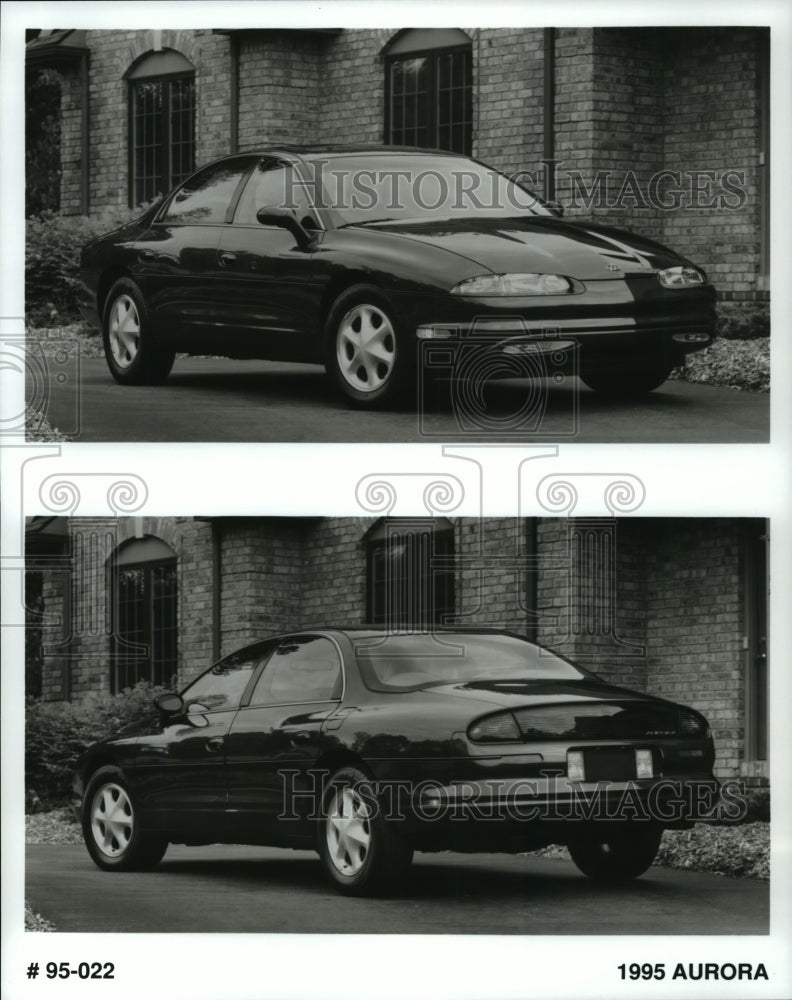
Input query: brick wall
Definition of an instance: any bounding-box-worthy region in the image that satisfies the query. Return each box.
[33,516,758,780]
[644,518,745,779]
[52,27,766,298]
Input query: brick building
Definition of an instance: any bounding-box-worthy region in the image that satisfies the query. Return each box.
[26,26,769,302]
[25,515,768,785]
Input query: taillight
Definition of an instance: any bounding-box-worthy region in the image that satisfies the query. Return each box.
[678,709,709,738]
[468,711,522,743]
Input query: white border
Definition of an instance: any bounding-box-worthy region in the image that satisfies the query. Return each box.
[3,3,792,1000]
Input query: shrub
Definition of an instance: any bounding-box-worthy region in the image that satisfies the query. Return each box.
[25,205,152,325]
[25,681,167,810]
[716,302,769,340]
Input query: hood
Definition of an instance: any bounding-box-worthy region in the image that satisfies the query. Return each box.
[425,677,670,712]
[360,216,689,280]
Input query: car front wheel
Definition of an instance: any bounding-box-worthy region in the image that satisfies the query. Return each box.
[102,278,175,386]
[318,766,413,895]
[568,823,663,882]
[325,286,410,408]
[82,766,167,872]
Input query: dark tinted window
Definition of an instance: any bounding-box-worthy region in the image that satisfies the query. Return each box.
[355,633,589,692]
[234,161,318,226]
[181,643,266,712]
[249,636,342,705]
[162,159,253,224]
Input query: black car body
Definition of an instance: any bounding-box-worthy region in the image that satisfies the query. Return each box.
[78,147,716,408]
[74,628,719,895]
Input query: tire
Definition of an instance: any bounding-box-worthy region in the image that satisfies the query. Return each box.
[568,823,662,883]
[317,766,413,896]
[81,765,167,872]
[324,285,411,408]
[580,362,671,397]
[102,278,175,385]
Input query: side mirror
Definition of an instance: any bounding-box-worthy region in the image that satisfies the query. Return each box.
[155,692,184,716]
[256,207,315,249]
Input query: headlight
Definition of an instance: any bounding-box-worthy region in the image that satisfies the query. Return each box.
[658,265,706,288]
[451,273,573,296]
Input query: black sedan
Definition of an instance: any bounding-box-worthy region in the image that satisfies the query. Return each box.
[78,147,716,408]
[74,628,719,895]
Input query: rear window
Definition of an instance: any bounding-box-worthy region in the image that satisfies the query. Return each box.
[354,633,589,692]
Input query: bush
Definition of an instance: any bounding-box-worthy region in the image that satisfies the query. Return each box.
[716,302,769,340]
[25,206,148,325]
[25,681,167,810]
[671,338,769,392]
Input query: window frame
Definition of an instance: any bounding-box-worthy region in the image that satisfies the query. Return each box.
[241,632,346,708]
[154,154,258,227]
[384,43,473,155]
[179,639,272,714]
[365,518,456,631]
[127,68,196,209]
[110,553,178,694]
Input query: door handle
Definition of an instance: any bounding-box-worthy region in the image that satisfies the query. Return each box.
[217,251,237,267]
[290,731,312,746]
[205,736,225,753]
[138,249,156,261]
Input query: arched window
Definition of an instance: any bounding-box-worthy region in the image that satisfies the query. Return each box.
[127,49,195,206]
[365,518,455,630]
[111,536,177,691]
[384,29,472,155]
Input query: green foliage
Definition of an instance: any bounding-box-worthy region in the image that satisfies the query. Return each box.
[25,207,144,325]
[25,682,167,810]
[26,67,62,217]
[716,302,769,340]
[656,822,769,880]
[672,339,769,392]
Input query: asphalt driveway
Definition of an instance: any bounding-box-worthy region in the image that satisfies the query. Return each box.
[26,844,769,934]
[29,357,769,443]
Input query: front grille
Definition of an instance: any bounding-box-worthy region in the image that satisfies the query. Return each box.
[513,702,681,741]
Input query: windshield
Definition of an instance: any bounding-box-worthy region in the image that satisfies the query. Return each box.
[297,153,553,227]
[355,632,590,693]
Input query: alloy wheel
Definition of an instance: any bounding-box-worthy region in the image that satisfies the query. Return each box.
[325,786,372,876]
[90,782,134,858]
[108,294,141,368]
[336,305,396,392]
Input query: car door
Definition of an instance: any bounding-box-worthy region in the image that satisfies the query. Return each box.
[134,155,258,353]
[133,642,267,836]
[213,158,328,361]
[225,634,344,840]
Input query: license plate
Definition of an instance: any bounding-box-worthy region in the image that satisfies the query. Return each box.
[583,748,637,781]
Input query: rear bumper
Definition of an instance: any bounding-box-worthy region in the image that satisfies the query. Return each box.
[415,773,721,825]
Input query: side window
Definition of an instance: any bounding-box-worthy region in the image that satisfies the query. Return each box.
[234,161,317,227]
[162,159,253,224]
[181,644,266,713]
[249,636,342,705]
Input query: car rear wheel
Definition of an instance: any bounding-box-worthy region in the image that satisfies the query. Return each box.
[580,362,671,397]
[325,286,410,408]
[82,766,167,872]
[568,823,662,882]
[318,766,413,895]
[103,278,175,386]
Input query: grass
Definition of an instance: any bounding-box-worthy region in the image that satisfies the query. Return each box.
[25,901,56,932]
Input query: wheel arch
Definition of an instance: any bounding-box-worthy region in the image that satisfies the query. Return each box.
[97,268,135,321]
[319,272,384,333]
